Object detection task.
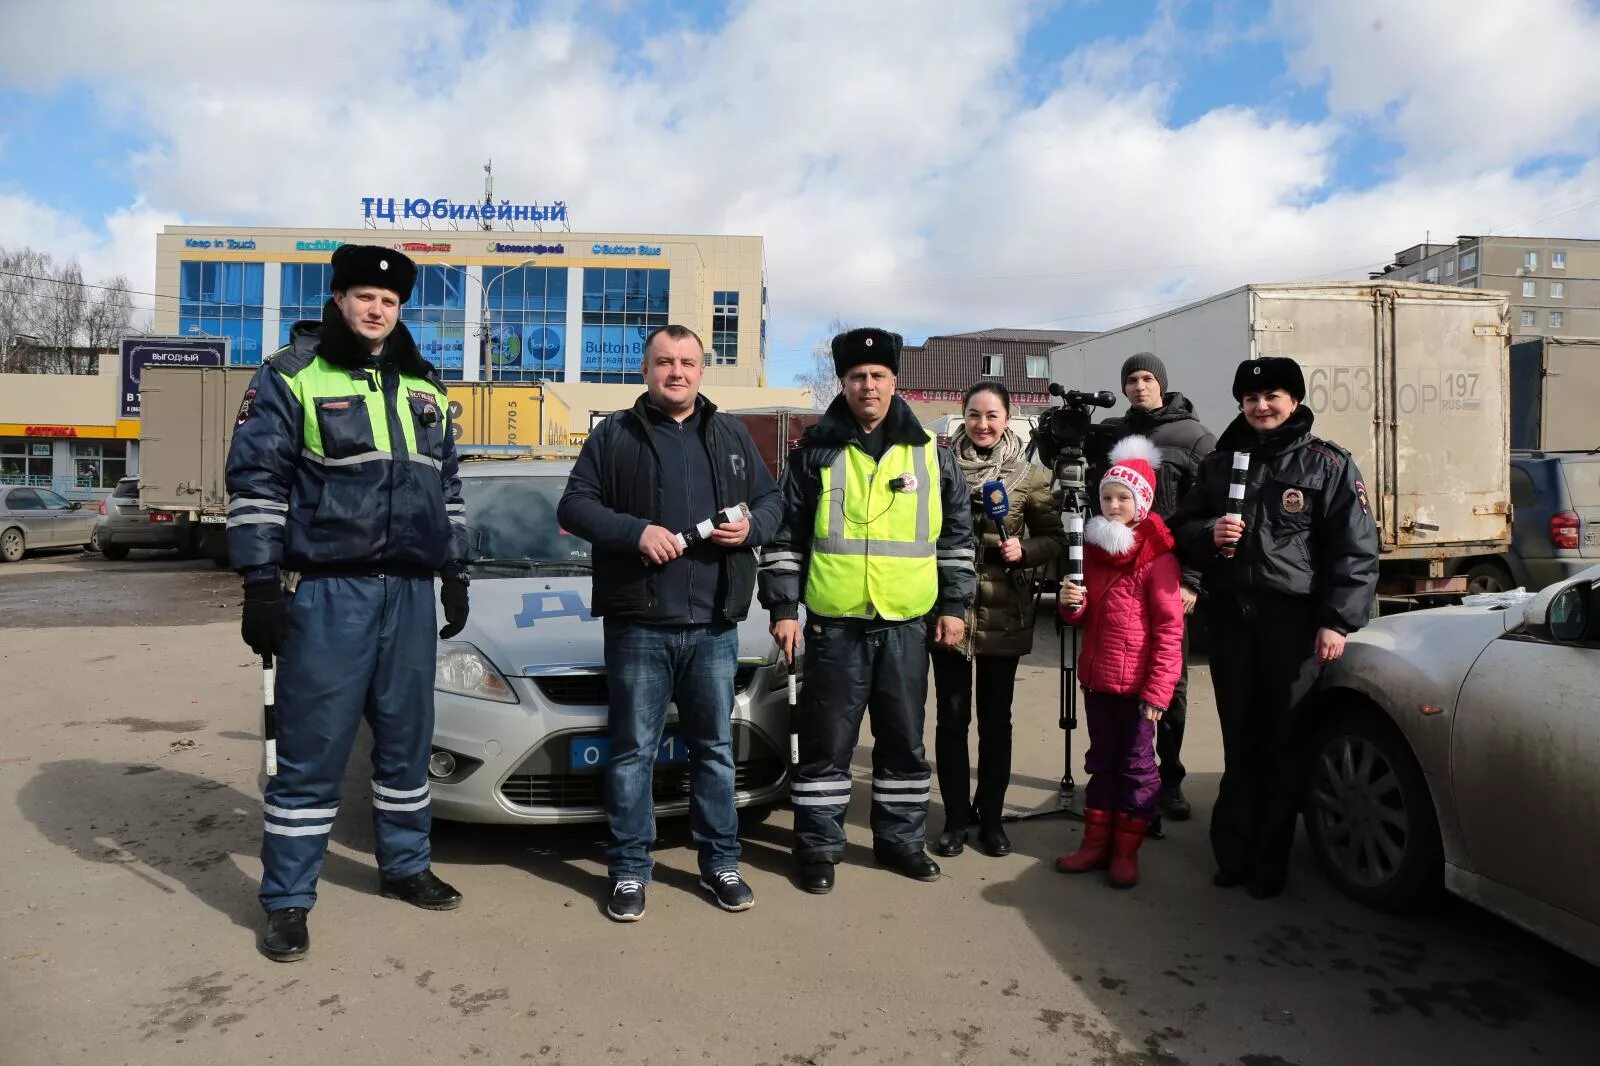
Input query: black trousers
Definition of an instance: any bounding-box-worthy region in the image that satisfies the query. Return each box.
[1156,622,1190,788]
[1205,595,1324,891]
[931,650,1020,830]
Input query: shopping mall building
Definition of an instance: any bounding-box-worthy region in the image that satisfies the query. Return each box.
[152,224,769,385]
[1,223,786,501]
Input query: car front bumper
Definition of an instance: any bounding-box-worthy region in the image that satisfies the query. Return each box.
[429,665,792,825]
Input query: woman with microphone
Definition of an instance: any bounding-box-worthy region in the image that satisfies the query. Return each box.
[929,382,1066,857]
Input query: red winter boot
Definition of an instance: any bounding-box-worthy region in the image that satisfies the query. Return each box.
[1108,813,1149,888]
[1055,808,1113,873]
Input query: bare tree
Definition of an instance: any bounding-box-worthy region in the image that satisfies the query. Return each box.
[797,317,852,409]
[83,275,134,371]
[0,247,131,374]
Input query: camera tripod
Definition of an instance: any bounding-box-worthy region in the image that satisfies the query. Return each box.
[1003,448,1089,826]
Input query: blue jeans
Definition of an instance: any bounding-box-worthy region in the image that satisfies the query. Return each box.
[603,620,740,881]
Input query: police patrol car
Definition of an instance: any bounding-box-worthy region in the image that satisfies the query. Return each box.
[427,457,792,823]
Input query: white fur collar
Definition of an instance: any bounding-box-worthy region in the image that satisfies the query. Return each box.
[1085,515,1136,556]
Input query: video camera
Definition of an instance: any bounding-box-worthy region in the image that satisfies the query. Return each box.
[1029,383,1119,498]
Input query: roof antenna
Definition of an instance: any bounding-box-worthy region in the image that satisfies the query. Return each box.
[482,160,495,232]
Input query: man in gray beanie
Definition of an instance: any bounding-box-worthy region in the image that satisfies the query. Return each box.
[1099,351,1216,825]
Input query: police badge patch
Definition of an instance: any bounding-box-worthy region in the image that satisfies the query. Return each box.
[1354,479,1371,515]
[235,387,257,426]
[1282,487,1306,514]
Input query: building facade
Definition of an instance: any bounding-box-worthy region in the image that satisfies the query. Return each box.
[895,328,1098,420]
[1373,236,1600,337]
[154,226,769,386]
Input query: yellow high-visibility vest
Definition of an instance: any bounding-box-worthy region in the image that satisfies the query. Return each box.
[805,441,943,620]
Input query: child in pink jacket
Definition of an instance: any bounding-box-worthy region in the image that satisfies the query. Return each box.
[1054,436,1185,887]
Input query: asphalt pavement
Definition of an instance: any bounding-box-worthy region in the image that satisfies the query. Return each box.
[2,553,1597,1065]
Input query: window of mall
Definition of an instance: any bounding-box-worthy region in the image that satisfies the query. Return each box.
[0,440,54,486]
[72,442,128,489]
[711,290,739,366]
[580,268,668,384]
[180,261,265,365]
[483,267,567,383]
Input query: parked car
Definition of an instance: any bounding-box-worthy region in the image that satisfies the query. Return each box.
[92,477,199,560]
[0,485,97,563]
[1459,451,1599,594]
[1309,566,1600,966]
[426,458,791,824]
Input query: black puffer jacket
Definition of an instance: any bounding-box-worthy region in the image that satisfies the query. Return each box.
[1100,393,1216,588]
[1169,406,1379,635]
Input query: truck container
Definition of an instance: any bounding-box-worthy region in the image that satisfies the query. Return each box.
[726,407,821,481]
[138,366,557,563]
[1049,282,1512,599]
[1510,335,1600,452]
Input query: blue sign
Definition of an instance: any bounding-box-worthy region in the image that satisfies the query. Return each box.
[183,237,257,249]
[119,337,229,419]
[362,196,567,225]
[581,325,647,374]
[592,244,661,256]
[489,325,564,370]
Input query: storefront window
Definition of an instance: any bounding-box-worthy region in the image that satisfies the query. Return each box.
[72,441,128,489]
[180,260,265,365]
[0,440,55,486]
[482,267,567,383]
[579,268,667,383]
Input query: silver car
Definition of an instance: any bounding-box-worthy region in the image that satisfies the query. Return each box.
[0,485,97,563]
[92,477,198,560]
[1312,566,1600,965]
[427,458,792,824]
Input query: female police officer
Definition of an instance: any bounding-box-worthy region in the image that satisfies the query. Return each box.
[1169,356,1378,899]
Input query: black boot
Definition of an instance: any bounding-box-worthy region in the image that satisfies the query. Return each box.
[932,826,967,857]
[1160,782,1192,822]
[976,823,1011,857]
[799,860,835,895]
[379,868,463,911]
[873,846,941,882]
[259,907,309,962]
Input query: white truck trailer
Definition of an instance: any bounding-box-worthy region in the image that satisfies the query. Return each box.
[1049,282,1512,599]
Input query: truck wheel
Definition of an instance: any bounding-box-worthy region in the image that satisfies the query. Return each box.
[1464,559,1514,596]
[100,543,131,561]
[1305,703,1442,913]
[0,527,23,563]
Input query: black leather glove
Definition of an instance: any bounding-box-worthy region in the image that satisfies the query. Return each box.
[241,580,286,656]
[438,575,470,639]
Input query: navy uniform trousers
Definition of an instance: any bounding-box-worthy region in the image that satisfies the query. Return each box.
[1205,593,1324,892]
[259,574,437,913]
[791,618,932,861]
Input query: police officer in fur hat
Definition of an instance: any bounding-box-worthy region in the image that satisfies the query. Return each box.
[227,244,468,961]
[1169,356,1378,899]
[759,327,976,893]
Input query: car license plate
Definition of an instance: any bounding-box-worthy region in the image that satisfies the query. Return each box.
[569,733,688,772]
[200,514,227,524]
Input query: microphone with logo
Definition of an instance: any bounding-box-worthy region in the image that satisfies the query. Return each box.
[981,480,1012,544]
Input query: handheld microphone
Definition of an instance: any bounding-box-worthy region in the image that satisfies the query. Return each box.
[1220,452,1249,558]
[981,479,1011,542]
[674,503,751,551]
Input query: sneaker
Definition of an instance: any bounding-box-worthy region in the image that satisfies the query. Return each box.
[606,879,646,922]
[698,869,755,912]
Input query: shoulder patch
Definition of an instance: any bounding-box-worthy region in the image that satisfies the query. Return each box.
[235,387,258,426]
[1354,479,1371,515]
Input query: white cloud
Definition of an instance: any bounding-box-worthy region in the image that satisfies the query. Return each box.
[1274,0,1600,167]
[1,0,1598,381]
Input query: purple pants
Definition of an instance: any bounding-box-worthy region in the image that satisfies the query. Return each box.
[1082,691,1160,820]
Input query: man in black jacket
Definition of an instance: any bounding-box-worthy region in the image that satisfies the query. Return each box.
[1099,353,1217,823]
[1169,356,1378,899]
[557,324,782,922]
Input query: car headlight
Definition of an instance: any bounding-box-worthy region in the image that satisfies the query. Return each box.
[435,643,519,704]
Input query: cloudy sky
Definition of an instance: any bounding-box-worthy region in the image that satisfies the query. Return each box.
[2,0,1598,384]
